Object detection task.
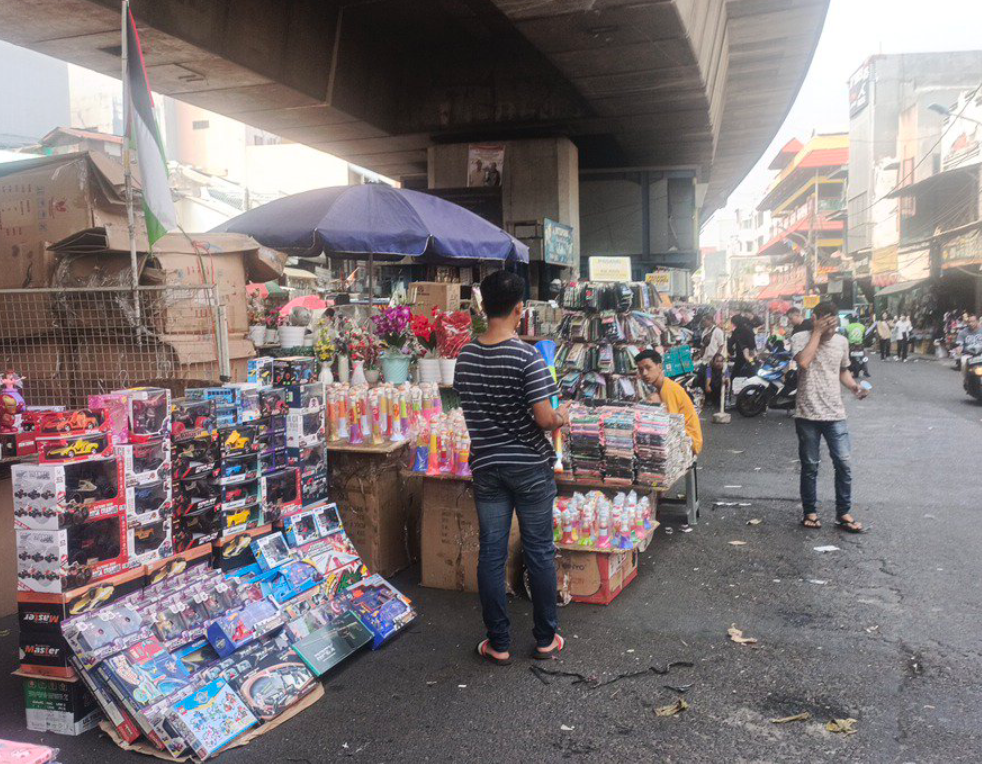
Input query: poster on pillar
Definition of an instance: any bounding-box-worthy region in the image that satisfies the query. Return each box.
[467,144,505,188]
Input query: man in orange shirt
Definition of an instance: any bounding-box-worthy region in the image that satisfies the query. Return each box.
[635,350,703,455]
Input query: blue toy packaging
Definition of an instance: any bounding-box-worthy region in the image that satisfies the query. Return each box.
[167,678,257,760]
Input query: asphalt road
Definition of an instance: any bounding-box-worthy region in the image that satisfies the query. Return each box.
[1,355,979,763]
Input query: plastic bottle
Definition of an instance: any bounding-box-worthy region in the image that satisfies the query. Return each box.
[597,505,611,549]
[553,502,563,542]
[560,509,575,545]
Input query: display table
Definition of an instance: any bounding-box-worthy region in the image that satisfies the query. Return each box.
[326,439,413,576]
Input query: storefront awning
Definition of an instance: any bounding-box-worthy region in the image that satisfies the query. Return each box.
[757,278,806,300]
[875,278,928,297]
[884,164,979,198]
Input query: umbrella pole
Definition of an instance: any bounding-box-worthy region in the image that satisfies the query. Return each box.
[369,251,374,312]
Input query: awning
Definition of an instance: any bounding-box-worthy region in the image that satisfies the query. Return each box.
[885,164,979,198]
[757,278,806,300]
[875,278,928,297]
[283,266,317,281]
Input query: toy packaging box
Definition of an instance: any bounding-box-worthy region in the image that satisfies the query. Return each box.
[213,524,273,573]
[247,357,274,386]
[261,468,300,523]
[206,600,281,658]
[343,574,416,649]
[285,411,325,449]
[171,437,219,481]
[0,738,58,764]
[221,477,261,509]
[167,678,258,760]
[259,448,289,477]
[251,531,292,572]
[292,610,373,676]
[273,356,316,387]
[88,394,129,445]
[17,510,130,593]
[144,544,213,587]
[19,628,75,678]
[300,468,329,507]
[34,407,108,438]
[217,453,260,484]
[12,457,124,531]
[70,657,142,744]
[125,479,173,525]
[170,397,217,443]
[37,430,113,464]
[224,641,316,722]
[100,636,191,710]
[118,438,170,486]
[280,506,331,548]
[253,560,322,605]
[287,443,328,477]
[224,383,261,421]
[222,499,262,537]
[257,386,289,417]
[111,387,171,443]
[128,517,173,566]
[19,672,100,736]
[282,382,325,413]
[218,424,261,458]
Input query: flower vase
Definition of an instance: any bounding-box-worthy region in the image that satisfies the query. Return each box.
[337,355,350,385]
[249,325,266,346]
[418,357,441,384]
[265,328,279,345]
[351,360,368,387]
[365,369,380,385]
[278,325,306,348]
[382,355,412,385]
[439,357,457,385]
[319,362,334,384]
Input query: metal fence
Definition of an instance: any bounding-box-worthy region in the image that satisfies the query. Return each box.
[0,286,231,407]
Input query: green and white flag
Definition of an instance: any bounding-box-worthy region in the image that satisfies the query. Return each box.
[123,0,177,247]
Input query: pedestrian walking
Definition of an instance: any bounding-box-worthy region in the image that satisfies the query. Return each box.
[786,306,813,336]
[728,315,757,379]
[790,300,868,533]
[699,315,725,361]
[453,270,567,665]
[896,314,913,361]
[875,313,893,360]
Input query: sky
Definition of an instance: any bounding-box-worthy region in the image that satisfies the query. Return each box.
[706,0,982,244]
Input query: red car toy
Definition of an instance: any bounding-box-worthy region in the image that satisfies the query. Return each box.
[38,409,105,435]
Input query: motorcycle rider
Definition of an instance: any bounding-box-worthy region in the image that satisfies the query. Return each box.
[845,315,871,378]
[787,306,813,336]
[955,314,982,390]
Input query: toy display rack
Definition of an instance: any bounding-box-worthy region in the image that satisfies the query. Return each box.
[554,521,658,555]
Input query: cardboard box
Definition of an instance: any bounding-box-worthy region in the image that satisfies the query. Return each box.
[0,152,139,292]
[556,548,638,605]
[19,671,101,736]
[17,565,145,634]
[419,477,522,593]
[411,282,461,314]
[144,544,212,587]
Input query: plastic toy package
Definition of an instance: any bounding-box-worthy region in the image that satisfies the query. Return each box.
[247,357,274,386]
[172,437,220,481]
[260,468,300,523]
[272,356,316,387]
[285,411,325,449]
[0,738,58,764]
[128,518,173,566]
[251,532,292,572]
[225,640,316,722]
[258,386,290,417]
[112,387,172,443]
[206,599,282,658]
[35,408,108,438]
[218,424,261,458]
[13,458,124,531]
[126,479,172,524]
[118,438,170,486]
[170,397,217,443]
[281,382,324,413]
[341,574,416,649]
[100,636,192,710]
[216,453,260,485]
[291,610,373,677]
[88,393,130,444]
[167,678,258,760]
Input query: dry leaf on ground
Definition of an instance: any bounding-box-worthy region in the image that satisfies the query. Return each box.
[655,699,689,717]
[728,625,758,645]
[771,712,811,724]
[826,718,858,734]
[747,518,763,526]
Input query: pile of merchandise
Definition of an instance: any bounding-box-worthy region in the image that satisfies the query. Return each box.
[563,404,692,488]
[410,408,471,478]
[635,404,692,486]
[518,302,564,338]
[0,739,59,764]
[553,490,654,551]
[325,382,443,446]
[12,355,415,756]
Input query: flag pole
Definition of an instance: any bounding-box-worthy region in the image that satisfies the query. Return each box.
[121,0,141,324]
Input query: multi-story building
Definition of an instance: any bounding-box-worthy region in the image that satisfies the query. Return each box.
[754,134,849,303]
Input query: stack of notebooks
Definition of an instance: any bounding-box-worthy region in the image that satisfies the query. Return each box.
[566,407,603,480]
[635,405,692,487]
[601,409,635,486]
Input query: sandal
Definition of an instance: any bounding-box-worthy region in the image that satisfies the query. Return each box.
[531,634,565,661]
[801,515,822,530]
[835,516,865,534]
[476,639,512,666]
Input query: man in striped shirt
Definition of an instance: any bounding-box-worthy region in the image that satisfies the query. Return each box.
[454,270,568,665]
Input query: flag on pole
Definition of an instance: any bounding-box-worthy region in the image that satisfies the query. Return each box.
[123,1,177,247]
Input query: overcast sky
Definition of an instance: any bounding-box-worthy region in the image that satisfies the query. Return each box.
[710,0,982,239]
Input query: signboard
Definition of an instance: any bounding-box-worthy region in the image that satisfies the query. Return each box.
[942,227,982,268]
[802,295,821,309]
[589,256,631,282]
[645,270,671,290]
[543,218,574,268]
[849,62,871,117]
[941,90,982,171]
[467,144,504,188]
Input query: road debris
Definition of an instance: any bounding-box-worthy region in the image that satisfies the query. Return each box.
[727,625,758,645]
[746,518,763,525]
[807,579,828,585]
[529,661,694,690]
[663,683,693,693]
[813,545,840,553]
[826,718,858,734]
[560,724,575,731]
[713,501,753,508]
[728,540,747,546]
[771,712,811,724]
[655,699,689,717]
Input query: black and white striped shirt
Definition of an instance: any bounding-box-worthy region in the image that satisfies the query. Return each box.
[454,338,558,471]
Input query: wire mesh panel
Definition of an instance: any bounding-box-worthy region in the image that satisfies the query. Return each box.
[0,286,228,407]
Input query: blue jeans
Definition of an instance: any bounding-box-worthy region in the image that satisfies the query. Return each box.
[795,418,852,519]
[472,462,558,652]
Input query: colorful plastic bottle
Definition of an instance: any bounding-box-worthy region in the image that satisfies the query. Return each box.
[560,509,575,545]
[597,506,611,549]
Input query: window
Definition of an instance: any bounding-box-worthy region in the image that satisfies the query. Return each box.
[192,120,210,130]
[899,158,916,219]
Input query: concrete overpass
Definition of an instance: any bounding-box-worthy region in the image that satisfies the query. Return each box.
[0,0,829,273]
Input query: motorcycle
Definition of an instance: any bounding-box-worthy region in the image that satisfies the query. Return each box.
[848,345,869,378]
[964,348,982,402]
[735,351,798,418]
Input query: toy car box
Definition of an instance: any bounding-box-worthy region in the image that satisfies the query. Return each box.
[70,657,142,744]
[111,387,171,443]
[0,430,37,458]
[170,397,216,443]
[287,443,328,477]
[218,423,261,458]
[13,458,125,531]
[216,452,260,484]
[213,524,273,573]
[254,560,322,604]
[221,479,260,511]
[128,517,173,566]
[292,609,373,677]
[37,430,113,464]
[125,479,172,524]
[17,565,145,636]
[174,475,220,514]
[300,468,329,507]
[260,448,289,476]
[261,468,301,523]
[186,386,240,405]
[282,382,326,413]
[223,383,261,421]
[19,628,76,678]
[273,356,316,387]
[206,600,282,658]
[19,671,101,736]
[221,500,262,537]
[342,573,416,649]
[100,636,192,711]
[285,411,326,449]
[251,531,292,572]
[88,393,129,445]
[281,503,338,547]
[35,408,109,438]
[225,640,316,722]
[17,509,130,593]
[172,437,219,481]
[256,428,287,457]
[258,386,289,417]
[117,438,170,486]
[247,357,274,386]
[172,509,220,553]
[167,677,258,760]
[145,543,213,587]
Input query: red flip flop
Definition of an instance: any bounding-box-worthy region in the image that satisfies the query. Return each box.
[476,639,512,666]
[531,634,565,660]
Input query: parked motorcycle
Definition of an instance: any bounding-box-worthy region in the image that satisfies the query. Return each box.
[848,345,869,378]
[964,348,982,402]
[735,351,798,418]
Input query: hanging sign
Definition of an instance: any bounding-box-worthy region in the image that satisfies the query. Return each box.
[589,256,631,282]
